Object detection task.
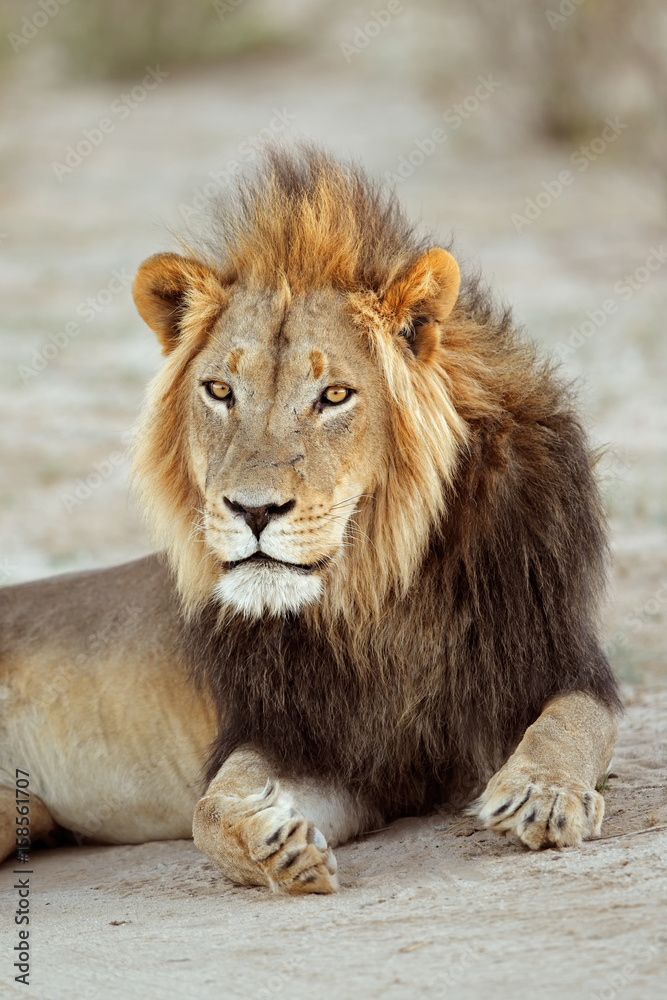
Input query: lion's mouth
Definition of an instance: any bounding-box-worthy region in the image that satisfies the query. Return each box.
[222,552,328,575]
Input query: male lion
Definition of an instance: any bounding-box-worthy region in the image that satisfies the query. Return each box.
[0,147,620,894]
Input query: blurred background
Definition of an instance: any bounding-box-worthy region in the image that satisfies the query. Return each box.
[0,0,666,689]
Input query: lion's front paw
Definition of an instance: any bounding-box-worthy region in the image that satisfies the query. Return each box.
[246,788,339,895]
[194,780,339,894]
[472,758,604,850]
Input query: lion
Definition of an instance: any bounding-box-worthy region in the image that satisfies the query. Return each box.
[0,146,621,894]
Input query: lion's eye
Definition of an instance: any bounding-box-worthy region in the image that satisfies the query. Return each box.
[205,381,232,401]
[322,386,350,405]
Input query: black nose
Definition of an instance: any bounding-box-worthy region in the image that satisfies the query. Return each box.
[223,498,296,539]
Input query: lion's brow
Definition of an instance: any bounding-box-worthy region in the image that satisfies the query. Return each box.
[309,349,327,381]
[227,348,244,374]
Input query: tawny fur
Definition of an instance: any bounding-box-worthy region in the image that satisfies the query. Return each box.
[131,144,620,819]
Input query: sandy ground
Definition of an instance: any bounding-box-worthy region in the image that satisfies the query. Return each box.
[1,689,665,1000]
[1,30,666,1000]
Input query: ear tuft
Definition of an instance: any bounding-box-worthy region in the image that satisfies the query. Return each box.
[399,316,440,363]
[133,253,222,354]
[383,247,460,362]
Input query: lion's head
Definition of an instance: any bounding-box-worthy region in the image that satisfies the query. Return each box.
[132,147,468,621]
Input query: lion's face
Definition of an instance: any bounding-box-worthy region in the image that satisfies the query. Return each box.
[188,284,389,616]
[132,241,465,621]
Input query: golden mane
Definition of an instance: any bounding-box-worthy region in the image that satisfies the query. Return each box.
[131,146,619,811]
[204,143,433,294]
[132,146,476,627]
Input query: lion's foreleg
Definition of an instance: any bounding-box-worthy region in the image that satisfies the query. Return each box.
[473,691,620,849]
[193,749,375,894]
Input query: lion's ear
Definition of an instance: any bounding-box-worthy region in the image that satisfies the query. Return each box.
[383,248,460,361]
[133,253,221,354]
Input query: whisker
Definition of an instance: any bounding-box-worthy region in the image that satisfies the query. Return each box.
[321,514,376,548]
[323,518,376,553]
[329,493,375,511]
[345,523,376,550]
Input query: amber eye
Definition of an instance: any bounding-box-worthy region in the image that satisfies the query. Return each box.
[205,381,232,401]
[323,386,351,405]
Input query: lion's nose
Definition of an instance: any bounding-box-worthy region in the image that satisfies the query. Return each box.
[223,497,296,539]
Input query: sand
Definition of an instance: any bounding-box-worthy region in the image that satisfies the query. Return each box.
[1,688,665,1000]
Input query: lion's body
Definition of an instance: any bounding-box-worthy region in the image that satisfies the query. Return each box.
[0,557,215,846]
[0,147,621,891]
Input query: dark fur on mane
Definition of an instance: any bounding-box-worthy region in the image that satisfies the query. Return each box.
[180,301,620,816]
[172,147,620,817]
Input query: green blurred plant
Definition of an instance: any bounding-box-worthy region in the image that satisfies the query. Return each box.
[2,0,287,80]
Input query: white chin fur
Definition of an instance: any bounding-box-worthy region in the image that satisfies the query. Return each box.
[213,562,323,618]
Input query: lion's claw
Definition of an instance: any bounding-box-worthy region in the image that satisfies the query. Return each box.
[472,758,604,849]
